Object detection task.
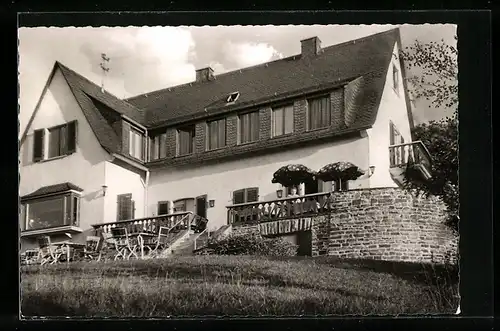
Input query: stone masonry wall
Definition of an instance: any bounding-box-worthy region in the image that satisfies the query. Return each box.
[231,188,459,265]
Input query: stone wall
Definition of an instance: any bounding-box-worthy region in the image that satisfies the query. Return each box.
[231,188,459,265]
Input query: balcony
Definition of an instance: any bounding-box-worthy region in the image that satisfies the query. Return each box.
[227,192,335,226]
[389,141,432,186]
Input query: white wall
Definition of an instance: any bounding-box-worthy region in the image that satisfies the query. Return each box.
[19,68,111,248]
[103,161,146,223]
[367,42,414,188]
[148,136,370,231]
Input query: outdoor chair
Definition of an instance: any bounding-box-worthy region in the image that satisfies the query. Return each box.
[110,227,139,260]
[143,226,171,258]
[83,235,104,262]
[37,236,63,266]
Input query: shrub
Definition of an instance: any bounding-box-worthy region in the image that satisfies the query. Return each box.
[205,233,298,256]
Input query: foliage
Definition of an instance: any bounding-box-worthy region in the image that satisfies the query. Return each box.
[400,36,458,112]
[403,112,458,230]
[205,233,298,256]
[401,37,459,231]
[21,255,459,316]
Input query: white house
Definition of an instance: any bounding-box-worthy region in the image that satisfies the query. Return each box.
[19,28,432,252]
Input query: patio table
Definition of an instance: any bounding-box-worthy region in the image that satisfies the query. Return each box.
[128,232,157,259]
[52,241,86,264]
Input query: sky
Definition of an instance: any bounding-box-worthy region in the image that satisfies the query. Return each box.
[18,24,457,136]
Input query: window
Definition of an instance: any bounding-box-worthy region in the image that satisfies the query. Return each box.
[150,132,167,161]
[232,187,259,204]
[207,118,227,150]
[226,92,240,103]
[21,194,80,231]
[157,201,171,215]
[239,111,260,144]
[129,127,145,160]
[33,121,77,162]
[173,198,194,212]
[272,104,294,137]
[389,122,405,165]
[332,179,349,191]
[392,64,400,93]
[117,193,135,221]
[177,126,195,156]
[307,96,331,130]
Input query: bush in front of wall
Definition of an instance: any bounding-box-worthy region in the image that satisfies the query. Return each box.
[204,233,298,256]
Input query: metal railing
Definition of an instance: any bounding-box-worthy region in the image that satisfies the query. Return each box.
[226,191,336,225]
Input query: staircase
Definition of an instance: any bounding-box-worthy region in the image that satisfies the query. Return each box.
[169,232,200,256]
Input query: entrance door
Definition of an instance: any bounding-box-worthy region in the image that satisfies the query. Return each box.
[304,179,320,195]
[195,195,207,218]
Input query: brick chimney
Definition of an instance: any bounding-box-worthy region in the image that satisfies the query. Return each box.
[300,36,322,58]
[195,67,214,83]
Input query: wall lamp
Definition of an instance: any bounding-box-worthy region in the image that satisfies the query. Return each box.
[368,166,376,177]
[209,200,215,208]
[102,185,108,197]
[276,189,284,199]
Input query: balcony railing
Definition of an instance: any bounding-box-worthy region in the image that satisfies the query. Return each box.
[91,211,198,235]
[226,192,336,225]
[389,141,432,179]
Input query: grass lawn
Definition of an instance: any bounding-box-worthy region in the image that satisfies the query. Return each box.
[20,255,459,317]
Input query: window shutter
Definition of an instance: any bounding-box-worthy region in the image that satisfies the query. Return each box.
[67,121,77,154]
[159,133,167,158]
[117,194,133,221]
[246,187,259,202]
[233,189,245,204]
[131,199,136,219]
[389,122,395,145]
[33,129,45,162]
[219,119,226,147]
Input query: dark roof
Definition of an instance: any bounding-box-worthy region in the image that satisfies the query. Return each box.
[22,29,406,162]
[126,28,400,128]
[57,62,145,154]
[21,182,84,200]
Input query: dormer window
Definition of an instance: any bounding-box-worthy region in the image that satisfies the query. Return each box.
[226,92,240,104]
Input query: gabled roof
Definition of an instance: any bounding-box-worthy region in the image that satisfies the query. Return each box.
[21,182,83,200]
[20,28,412,162]
[20,61,145,156]
[126,28,401,128]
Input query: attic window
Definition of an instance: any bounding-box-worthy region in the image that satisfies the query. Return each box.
[226,92,240,104]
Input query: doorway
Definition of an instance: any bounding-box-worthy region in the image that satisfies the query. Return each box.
[195,195,207,218]
[304,179,320,195]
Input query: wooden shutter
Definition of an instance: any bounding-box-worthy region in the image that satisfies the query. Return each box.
[33,129,45,162]
[389,122,395,145]
[284,105,294,134]
[273,107,283,136]
[233,189,245,204]
[117,194,133,221]
[251,112,259,141]
[245,187,259,202]
[218,119,226,148]
[159,133,167,158]
[66,121,77,153]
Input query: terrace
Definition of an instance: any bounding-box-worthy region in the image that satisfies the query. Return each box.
[227,191,335,227]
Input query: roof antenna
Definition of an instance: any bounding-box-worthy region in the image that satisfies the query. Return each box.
[99,53,110,93]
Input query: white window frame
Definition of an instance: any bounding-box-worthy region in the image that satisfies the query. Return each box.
[21,191,81,232]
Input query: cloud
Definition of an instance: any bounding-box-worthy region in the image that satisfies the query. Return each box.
[222,41,283,68]
[18,26,197,133]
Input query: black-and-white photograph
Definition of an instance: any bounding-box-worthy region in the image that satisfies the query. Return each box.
[18,23,459,317]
